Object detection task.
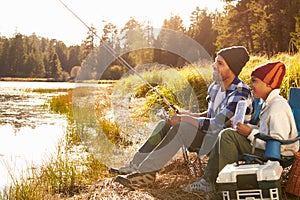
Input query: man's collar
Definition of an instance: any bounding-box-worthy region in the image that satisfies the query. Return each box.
[225,77,241,93]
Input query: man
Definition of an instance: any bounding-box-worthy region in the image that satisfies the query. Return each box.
[184,61,299,193]
[112,46,253,189]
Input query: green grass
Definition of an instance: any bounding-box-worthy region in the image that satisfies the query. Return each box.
[117,63,212,115]
[32,88,72,93]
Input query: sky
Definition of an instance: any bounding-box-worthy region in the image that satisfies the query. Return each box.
[0,0,225,46]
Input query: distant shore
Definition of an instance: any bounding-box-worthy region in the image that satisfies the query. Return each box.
[0,77,57,82]
[0,77,117,84]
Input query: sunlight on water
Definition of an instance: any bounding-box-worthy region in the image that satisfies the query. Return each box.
[0,123,67,190]
[0,81,72,191]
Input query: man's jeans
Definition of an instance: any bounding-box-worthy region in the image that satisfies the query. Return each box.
[130,120,204,173]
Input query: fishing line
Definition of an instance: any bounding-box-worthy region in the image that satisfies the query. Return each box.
[58,0,178,113]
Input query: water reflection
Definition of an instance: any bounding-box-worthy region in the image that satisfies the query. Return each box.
[0,81,73,190]
[0,124,66,190]
[0,81,72,130]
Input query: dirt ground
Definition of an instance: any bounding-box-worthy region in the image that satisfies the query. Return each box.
[64,154,217,200]
[62,153,300,200]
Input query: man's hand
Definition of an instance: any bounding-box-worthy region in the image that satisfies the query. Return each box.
[170,114,181,126]
[169,114,199,128]
[177,110,207,118]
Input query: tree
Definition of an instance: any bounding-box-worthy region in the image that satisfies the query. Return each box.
[55,41,69,72]
[120,17,148,67]
[102,65,125,80]
[100,22,120,67]
[25,52,45,77]
[68,45,83,72]
[8,33,26,77]
[156,15,186,66]
[80,22,120,81]
[82,25,98,58]
[70,65,81,80]
[24,33,45,77]
[0,38,10,76]
[49,53,62,79]
[215,0,300,55]
[188,7,216,56]
[290,16,300,51]
[101,22,118,46]
[214,0,255,52]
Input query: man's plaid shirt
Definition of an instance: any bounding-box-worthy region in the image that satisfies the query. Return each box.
[198,77,253,155]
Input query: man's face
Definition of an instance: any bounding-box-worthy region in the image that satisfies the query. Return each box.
[212,55,234,82]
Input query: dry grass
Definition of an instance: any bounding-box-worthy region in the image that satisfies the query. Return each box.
[63,154,215,200]
[60,154,300,200]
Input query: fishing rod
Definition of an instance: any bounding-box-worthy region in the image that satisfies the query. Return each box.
[58,0,178,113]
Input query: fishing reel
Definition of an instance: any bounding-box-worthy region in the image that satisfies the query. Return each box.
[156,108,171,121]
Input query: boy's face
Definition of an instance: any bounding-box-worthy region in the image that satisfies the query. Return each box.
[250,76,272,100]
[212,55,234,82]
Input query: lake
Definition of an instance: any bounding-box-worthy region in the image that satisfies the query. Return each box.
[0,81,84,191]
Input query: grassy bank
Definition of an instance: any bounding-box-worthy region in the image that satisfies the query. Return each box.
[2,52,299,199]
[1,88,109,200]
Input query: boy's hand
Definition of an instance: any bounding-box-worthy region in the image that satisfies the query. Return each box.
[236,122,252,136]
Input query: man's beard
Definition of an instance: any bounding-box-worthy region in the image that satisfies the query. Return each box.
[213,71,222,81]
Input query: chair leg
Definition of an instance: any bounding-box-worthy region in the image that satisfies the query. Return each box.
[197,154,203,176]
[182,146,197,177]
[182,145,189,163]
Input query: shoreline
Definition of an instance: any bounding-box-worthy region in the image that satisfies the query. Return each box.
[0,77,57,82]
[0,77,117,84]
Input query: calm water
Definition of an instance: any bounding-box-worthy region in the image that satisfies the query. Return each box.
[0,81,78,191]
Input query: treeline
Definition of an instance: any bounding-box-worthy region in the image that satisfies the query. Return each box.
[0,0,299,80]
[0,34,84,80]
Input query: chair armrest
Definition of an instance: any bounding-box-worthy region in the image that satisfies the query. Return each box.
[253,133,300,160]
[242,153,265,165]
[254,133,300,145]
